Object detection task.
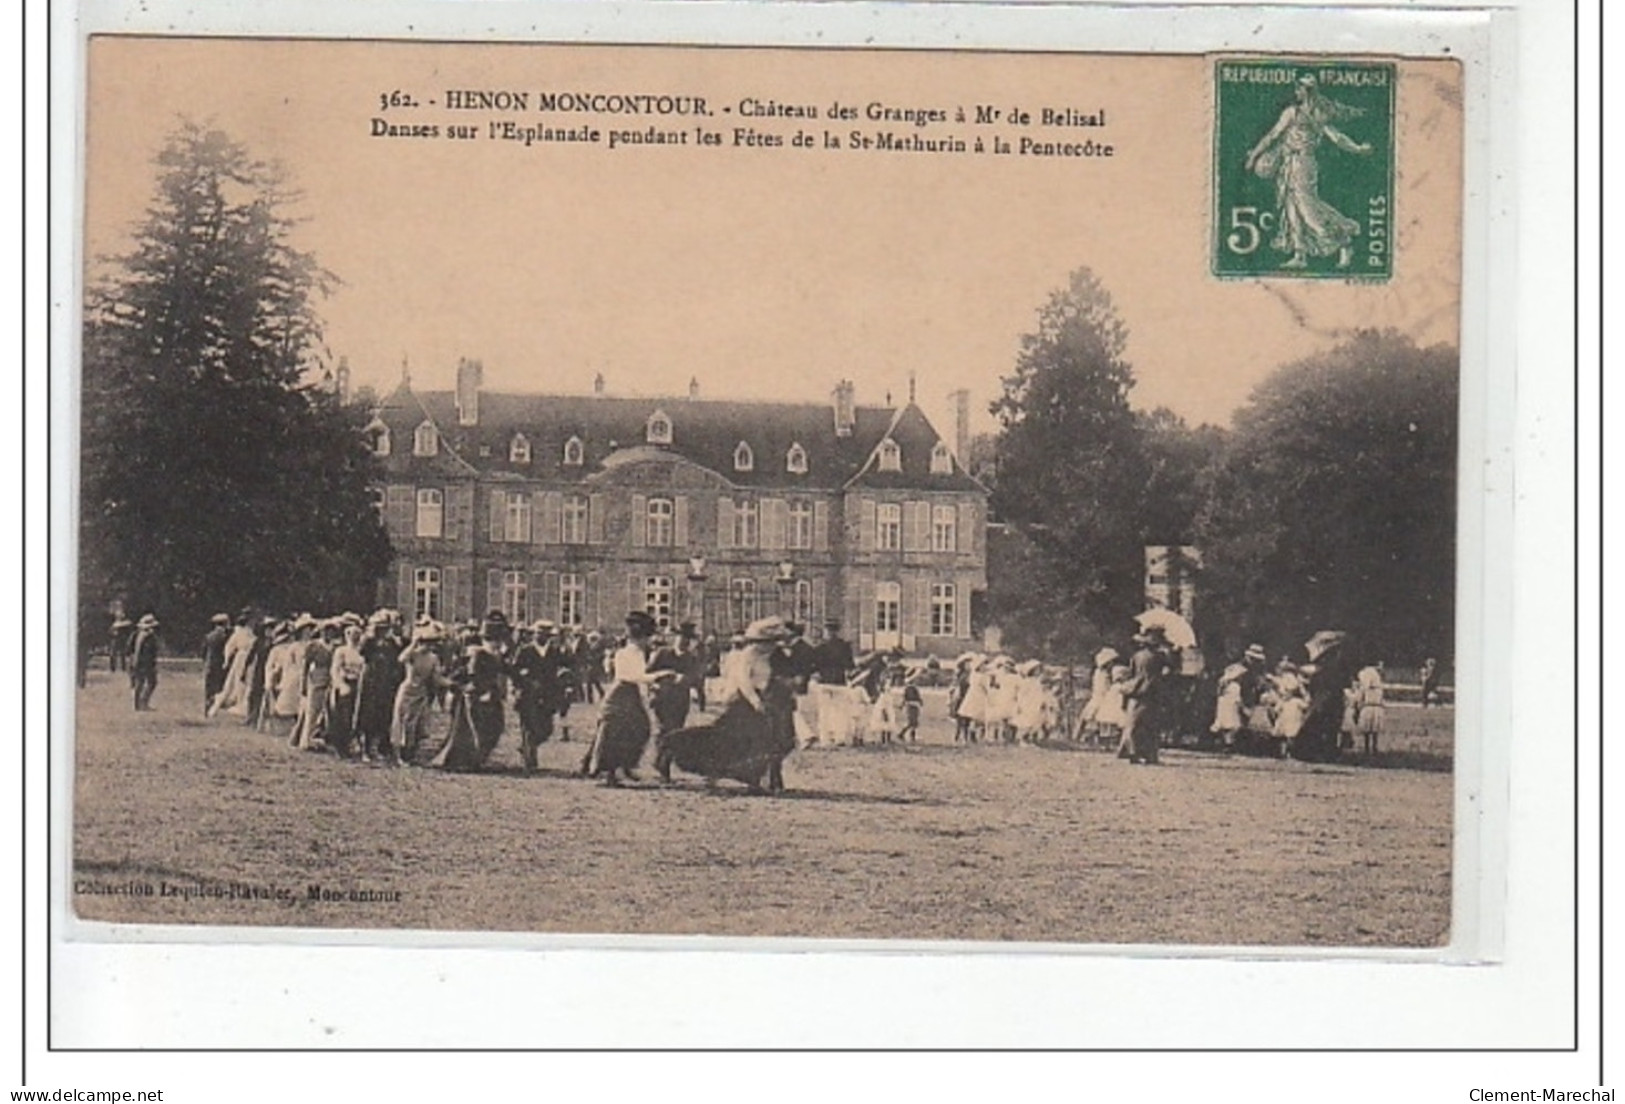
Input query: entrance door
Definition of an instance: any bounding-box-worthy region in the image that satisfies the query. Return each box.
[874,580,901,651]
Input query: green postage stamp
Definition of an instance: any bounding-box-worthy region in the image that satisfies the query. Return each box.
[1212,58,1397,280]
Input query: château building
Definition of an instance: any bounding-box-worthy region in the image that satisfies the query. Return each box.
[367,360,988,652]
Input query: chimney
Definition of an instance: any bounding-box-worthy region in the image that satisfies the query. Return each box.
[455,358,483,426]
[832,379,856,438]
[593,372,606,397]
[688,376,700,400]
[334,356,351,404]
[949,388,970,463]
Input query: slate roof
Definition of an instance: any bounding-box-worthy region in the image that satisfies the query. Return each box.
[373,382,983,493]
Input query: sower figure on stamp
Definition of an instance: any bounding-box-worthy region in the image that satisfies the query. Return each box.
[1245,74,1372,269]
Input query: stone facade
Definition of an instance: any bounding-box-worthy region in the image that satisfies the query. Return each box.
[369,362,988,652]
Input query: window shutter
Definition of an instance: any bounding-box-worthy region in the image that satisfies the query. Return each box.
[631,494,647,548]
[397,562,414,615]
[543,491,563,544]
[914,576,932,636]
[588,493,606,544]
[386,485,414,537]
[761,498,785,551]
[442,565,462,623]
[674,495,690,548]
[583,570,599,629]
[486,569,503,618]
[541,571,560,622]
[527,570,544,621]
[489,488,506,543]
[956,581,971,639]
[716,496,735,550]
[447,485,472,542]
[531,492,549,545]
[859,576,876,646]
[812,576,826,625]
[958,501,976,555]
[629,573,644,618]
[859,498,877,551]
[813,499,829,552]
[903,502,926,552]
[517,495,532,543]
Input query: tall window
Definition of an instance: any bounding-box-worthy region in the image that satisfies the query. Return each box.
[733,441,754,472]
[646,497,674,547]
[372,426,392,456]
[504,492,532,543]
[932,504,957,552]
[733,499,759,548]
[875,581,901,634]
[787,499,814,550]
[563,436,584,466]
[413,567,442,622]
[502,571,528,623]
[413,421,438,457]
[645,576,674,630]
[731,578,757,625]
[876,438,901,472]
[415,488,444,538]
[793,579,814,624]
[930,583,957,636]
[877,503,902,551]
[510,434,531,463]
[561,494,589,544]
[646,410,672,445]
[786,443,808,474]
[930,442,953,474]
[559,573,585,628]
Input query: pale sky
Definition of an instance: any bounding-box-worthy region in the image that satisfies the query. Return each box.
[82,38,1463,437]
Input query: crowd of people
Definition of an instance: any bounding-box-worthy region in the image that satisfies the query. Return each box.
[96,602,1417,783]
[183,606,896,793]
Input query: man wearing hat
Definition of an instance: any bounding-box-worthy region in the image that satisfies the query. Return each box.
[809,619,856,747]
[646,623,699,780]
[1118,624,1170,764]
[199,613,231,717]
[128,614,161,711]
[510,619,568,772]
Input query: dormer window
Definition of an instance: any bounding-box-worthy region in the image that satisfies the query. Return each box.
[563,436,584,466]
[413,420,438,457]
[929,441,953,474]
[733,441,755,472]
[510,434,531,464]
[367,420,391,457]
[646,410,673,445]
[786,443,808,474]
[877,438,901,472]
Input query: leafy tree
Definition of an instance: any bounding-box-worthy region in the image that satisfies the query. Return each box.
[989,267,1219,644]
[1195,330,1457,666]
[80,121,391,637]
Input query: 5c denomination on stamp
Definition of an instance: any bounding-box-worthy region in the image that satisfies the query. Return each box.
[1213,58,1396,280]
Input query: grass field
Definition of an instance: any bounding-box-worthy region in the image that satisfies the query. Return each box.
[71,662,1454,947]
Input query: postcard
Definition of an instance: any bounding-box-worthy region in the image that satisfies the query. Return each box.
[70,33,1466,950]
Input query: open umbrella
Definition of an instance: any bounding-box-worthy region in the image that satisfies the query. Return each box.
[1303,630,1347,662]
[1134,607,1197,650]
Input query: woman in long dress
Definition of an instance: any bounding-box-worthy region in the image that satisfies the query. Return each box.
[208,614,258,717]
[1075,647,1119,746]
[433,615,511,772]
[1244,74,1373,269]
[583,611,672,786]
[392,623,453,765]
[658,616,796,792]
[956,657,991,743]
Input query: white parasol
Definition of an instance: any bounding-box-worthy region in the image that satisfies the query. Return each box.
[1134,607,1197,650]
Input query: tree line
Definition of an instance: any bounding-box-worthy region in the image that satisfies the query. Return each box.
[977,267,1457,672]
